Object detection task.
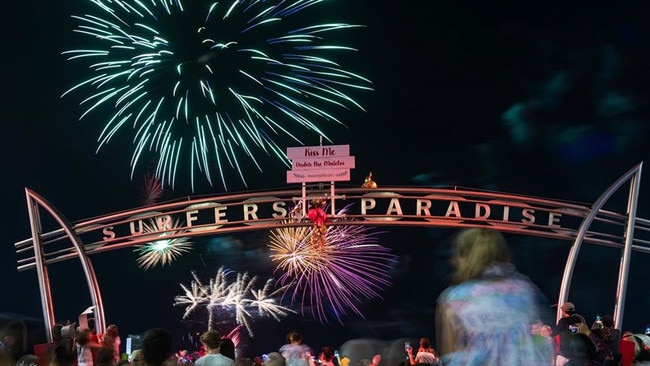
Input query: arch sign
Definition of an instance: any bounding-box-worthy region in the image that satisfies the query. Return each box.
[14,150,650,342]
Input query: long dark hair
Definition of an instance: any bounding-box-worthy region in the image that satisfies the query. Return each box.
[219,338,235,360]
[286,331,303,344]
[76,328,91,346]
[320,347,334,362]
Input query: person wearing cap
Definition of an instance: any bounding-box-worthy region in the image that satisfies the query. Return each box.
[552,302,581,335]
[551,302,584,366]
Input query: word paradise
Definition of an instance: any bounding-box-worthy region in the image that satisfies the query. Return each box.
[100,194,575,242]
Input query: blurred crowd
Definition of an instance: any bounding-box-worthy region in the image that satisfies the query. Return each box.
[2,229,650,366]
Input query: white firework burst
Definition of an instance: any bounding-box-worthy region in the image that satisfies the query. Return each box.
[175,271,210,318]
[134,218,193,270]
[174,267,294,336]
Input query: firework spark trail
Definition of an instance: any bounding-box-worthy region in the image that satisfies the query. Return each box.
[269,208,397,323]
[173,266,294,336]
[63,0,372,191]
[175,271,210,318]
[141,172,164,206]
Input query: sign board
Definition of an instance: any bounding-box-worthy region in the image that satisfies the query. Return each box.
[286,168,351,183]
[291,156,355,170]
[286,144,353,183]
[286,145,350,160]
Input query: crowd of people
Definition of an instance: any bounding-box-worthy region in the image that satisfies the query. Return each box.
[2,228,650,366]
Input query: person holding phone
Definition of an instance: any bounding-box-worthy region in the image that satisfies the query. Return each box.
[406,338,441,366]
[562,322,610,365]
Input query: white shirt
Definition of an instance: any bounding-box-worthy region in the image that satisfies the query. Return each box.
[195,353,235,366]
[415,351,438,365]
[76,344,94,366]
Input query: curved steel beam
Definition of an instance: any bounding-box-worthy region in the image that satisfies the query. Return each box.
[556,162,642,331]
[24,188,106,341]
[25,191,55,342]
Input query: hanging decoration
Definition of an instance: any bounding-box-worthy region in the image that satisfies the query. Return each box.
[307,198,327,250]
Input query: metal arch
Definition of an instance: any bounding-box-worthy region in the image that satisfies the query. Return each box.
[17,164,650,336]
[24,188,106,342]
[556,162,642,331]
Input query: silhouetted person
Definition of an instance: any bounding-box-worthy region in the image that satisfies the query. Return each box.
[49,345,74,366]
[264,353,285,366]
[0,336,16,366]
[218,338,235,361]
[141,329,172,366]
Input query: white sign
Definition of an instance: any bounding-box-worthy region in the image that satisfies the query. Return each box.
[291,156,355,170]
[286,144,349,160]
[286,169,350,183]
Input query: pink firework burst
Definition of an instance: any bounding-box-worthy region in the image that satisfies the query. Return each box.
[141,172,164,207]
[268,214,397,323]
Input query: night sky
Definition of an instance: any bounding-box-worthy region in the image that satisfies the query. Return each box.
[3,0,650,360]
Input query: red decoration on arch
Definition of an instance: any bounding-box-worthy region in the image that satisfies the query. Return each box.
[308,198,328,249]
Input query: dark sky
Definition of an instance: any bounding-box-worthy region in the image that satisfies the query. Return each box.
[3,0,650,359]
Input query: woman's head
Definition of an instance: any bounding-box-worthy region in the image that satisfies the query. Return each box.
[286,331,302,344]
[451,228,511,283]
[319,347,334,361]
[76,328,91,346]
[105,325,119,338]
[131,350,144,366]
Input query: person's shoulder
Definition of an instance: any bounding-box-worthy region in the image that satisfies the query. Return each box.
[217,354,235,366]
[437,282,473,302]
[196,355,213,364]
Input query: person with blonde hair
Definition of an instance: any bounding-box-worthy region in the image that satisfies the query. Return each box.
[436,228,553,365]
[130,350,144,366]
